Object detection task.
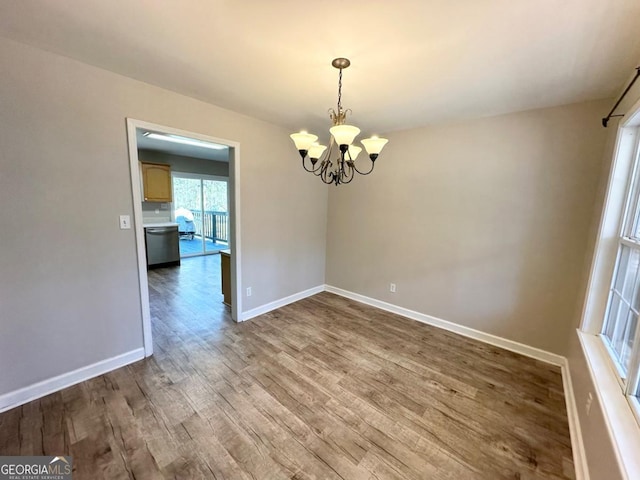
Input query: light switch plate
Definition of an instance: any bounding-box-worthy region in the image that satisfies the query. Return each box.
[119,215,131,230]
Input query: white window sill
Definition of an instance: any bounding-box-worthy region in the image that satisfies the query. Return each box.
[578,331,640,479]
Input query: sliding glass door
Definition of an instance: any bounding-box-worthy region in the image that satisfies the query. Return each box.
[172,173,229,257]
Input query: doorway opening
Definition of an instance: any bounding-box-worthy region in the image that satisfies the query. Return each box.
[173,173,229,257]
[126,119,242,357]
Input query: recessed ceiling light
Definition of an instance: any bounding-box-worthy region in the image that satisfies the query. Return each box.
[143,132,227,150]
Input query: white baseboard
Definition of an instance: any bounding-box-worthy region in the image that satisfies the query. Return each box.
[241,285,325,322]
[561,358,590,480]
[0,348,145,413]
[325,285,565,366]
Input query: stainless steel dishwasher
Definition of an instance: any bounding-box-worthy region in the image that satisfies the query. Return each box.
[144,225,180,268]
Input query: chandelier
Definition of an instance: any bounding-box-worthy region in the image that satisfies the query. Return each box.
[290,58,388,186]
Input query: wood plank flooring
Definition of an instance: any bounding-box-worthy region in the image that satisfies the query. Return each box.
[0,255,574,479]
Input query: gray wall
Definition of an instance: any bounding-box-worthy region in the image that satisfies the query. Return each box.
[0,37,327,397]
[326,99,609,355]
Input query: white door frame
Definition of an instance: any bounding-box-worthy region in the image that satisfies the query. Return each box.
[126,118,242,357]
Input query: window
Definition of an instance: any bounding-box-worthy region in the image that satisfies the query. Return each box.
[602,126,640,424]
[172,173,229,258]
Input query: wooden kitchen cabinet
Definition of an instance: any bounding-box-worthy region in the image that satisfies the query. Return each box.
[141,162,172,202]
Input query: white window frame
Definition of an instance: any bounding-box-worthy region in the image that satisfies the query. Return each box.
[578,97,640,478]
[600,127,640,425]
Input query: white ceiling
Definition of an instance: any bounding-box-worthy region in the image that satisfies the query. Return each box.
[1,1,639,137]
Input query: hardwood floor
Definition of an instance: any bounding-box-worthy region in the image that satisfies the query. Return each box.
[0,256,574,479]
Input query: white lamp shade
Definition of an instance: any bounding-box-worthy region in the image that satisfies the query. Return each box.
[290,131,318,151]
[308,143,327,159]
[361,136,389,155]
[329,124,360,146]
[347,145,362,161]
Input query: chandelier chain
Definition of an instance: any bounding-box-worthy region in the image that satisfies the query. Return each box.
[337,68,343,114]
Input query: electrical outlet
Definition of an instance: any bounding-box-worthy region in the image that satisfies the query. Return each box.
[246,287,252,297]
[390,283,396,293]
[586,392,593,415]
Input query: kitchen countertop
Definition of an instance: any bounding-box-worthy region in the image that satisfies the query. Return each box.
[143,222,178,228]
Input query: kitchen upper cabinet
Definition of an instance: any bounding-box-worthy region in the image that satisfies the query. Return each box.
[141,163,172,202]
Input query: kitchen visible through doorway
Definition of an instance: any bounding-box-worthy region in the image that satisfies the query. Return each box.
[172,172,229,257]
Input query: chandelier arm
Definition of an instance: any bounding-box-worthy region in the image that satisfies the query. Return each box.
[312,140,335,179]
[341,161,356,184]
[351,159,376,175]
[311,161,325,176]
[301,156,323,173]
[331,148,352,185]
[323,140,335,164]
[332,155,343,184]
[304,138,335,175]
[319,160,333,183]
[318,160,331,178]
[325,170,335,185]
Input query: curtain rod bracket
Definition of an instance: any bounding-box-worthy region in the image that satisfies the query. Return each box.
[602,66,640,128]
[602,115,625,128]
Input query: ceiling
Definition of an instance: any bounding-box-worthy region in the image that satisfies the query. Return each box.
[1,1,640,137]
